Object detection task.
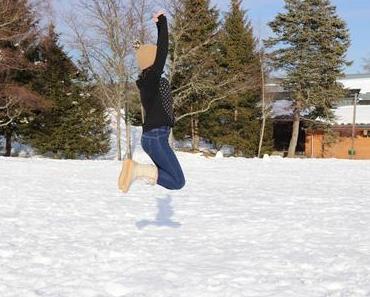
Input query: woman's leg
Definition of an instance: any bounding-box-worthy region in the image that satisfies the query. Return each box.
[141,128,185,190]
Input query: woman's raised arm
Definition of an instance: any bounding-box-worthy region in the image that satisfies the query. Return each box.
[152,12,168,74]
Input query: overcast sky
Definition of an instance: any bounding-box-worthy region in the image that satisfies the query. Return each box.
[54,0,370,74]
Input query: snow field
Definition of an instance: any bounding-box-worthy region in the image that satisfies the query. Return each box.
[1,155,370,296]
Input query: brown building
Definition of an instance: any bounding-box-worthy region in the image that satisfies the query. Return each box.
[269,74,370,159]
[305,105,370,159]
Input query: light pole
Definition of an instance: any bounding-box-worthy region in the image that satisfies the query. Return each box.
[349,89,361,159]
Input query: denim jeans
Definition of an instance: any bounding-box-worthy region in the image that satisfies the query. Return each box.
[141,126,185,190]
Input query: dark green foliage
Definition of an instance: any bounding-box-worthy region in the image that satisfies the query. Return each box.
[21,25,110,159]
[264,0,351,156]
[201,96,258,156]
[0,0,49,156]
[169,0,273,156]
[265,0,351,116]
[126,84,143,126]
[169,0,220,137]
[220,0,257,69]
[201,0,273,156]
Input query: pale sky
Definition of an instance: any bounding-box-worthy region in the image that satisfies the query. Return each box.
[53,0,370,74]
[212,0,370,74]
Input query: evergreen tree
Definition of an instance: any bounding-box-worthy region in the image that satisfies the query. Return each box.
[202,0,272,156]
[265,0,350,157]
[21,25,110,159]
[0,0,48,156]
[169,0,220,150]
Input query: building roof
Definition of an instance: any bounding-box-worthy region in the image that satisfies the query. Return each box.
[340,73,370,79]
[271,101,370,125]
[271,99,293,118]
[337,74,370,94]
[334,105,370,125]
[269,73,370,124]
[268,74,370,95]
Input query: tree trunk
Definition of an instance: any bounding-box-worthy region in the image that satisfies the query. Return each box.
[169,128,175,149]
[140,104,145,124]
[287,109,300,158]
[116,109,122,161]
[190,105,194,150]
[125,100,132,159]
[189,104,201,152]
[5,130,12,157]
[191,113,195,149]
[258,117,266,158]
[258,56,266,158]
[192,115,200,151]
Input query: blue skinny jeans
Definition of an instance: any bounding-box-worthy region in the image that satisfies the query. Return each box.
[141,126,185,190]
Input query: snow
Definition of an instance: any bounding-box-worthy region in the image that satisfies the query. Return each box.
[338,76,370,94]
[215,150,223,158]
[0,137,34,157]
[271,100,370,125]
[93,109,219,160]
[270,100,310,118]
[271,99,293,117]
[270,74,370,122]
[334,105,370,125]
[1,154,370,296]
[1,106,370,296]
[102,110,145,160]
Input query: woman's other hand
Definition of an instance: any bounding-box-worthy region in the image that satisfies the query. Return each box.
[153,10,165,23]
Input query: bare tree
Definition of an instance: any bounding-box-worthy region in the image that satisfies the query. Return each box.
[130,0,153,45]
[68,0,145,160]
[130,0,154,124]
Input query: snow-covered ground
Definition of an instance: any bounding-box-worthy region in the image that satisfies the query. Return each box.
[1,153,370,297]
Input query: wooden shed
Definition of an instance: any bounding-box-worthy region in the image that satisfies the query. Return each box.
[305,105,370,159]
[269,74,370,158]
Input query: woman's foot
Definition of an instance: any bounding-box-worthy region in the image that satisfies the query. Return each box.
[118,159,158,192]
[118,159,134,192]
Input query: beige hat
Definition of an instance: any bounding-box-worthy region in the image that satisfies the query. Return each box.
[135,44,157,71]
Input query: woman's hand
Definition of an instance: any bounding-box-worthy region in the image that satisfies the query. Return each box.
[153,10,165,23]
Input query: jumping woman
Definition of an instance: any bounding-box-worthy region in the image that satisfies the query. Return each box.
[118,10,185,193]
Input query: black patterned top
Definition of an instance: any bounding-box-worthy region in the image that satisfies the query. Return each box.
[136,15,175,132]
[159,77,175,126]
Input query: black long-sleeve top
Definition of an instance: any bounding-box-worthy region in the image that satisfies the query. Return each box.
[136,15,175,132]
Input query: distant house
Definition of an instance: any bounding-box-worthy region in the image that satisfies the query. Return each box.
[305,105,370,159]
[267,79,306,155]
[269,74,370,159]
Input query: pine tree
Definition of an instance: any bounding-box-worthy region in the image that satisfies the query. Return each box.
[201,0,272,157]
[169,0,220,150]
[265,0,350,157]
[0,0,48,156]
[21,25,110,159]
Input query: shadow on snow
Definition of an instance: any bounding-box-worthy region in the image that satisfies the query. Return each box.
[136,195,181,229]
